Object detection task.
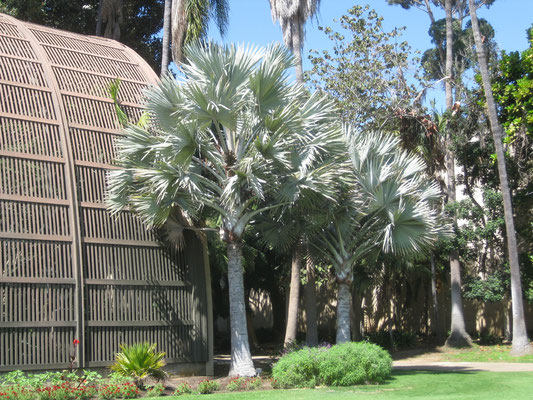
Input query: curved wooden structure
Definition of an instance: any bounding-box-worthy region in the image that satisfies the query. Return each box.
[0,14,212,373]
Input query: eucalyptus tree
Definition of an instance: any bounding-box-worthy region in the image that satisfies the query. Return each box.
[314,128,444,343]
[107,42,339,376]
[269,0,321,84]
[468,0,532,356]
[171,0,229,64]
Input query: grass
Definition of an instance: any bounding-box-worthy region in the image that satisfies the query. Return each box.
[442,344,533,363]
[148,371,533,400]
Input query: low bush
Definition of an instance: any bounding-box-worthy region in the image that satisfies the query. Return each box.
[271,347,325,388]
[271,341,392,388]
[226,377,263,392]
[173,383,192,396]
[318,342,392,386]
[145,383,165,397]
[196,379,219,394]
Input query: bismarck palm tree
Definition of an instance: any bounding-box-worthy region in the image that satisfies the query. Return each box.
[315,128,445,343]
[468,0,532,356]
[269,0,321,84]
[171,0,229,64]
[107,42,339,376]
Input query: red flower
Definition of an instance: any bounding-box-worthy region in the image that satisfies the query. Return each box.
[73,339,80,345]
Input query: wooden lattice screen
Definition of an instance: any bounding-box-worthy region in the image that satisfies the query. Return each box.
[0,14,211,372]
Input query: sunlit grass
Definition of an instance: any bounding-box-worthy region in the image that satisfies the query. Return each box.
[146,371,533,400]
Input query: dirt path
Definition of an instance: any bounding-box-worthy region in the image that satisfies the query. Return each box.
[393,360,533,372]
[391,348,533,372]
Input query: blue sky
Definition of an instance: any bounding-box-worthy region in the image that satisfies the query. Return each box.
[204,0,533,108]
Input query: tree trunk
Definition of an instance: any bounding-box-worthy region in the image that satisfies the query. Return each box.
[269,284,286,342]
[292,19,304,85]
[430,254,442,343]
[444,0,471,348]
[336,280,352,344]
[161,0,172,75]
[468,0,532,355]
[226,241,256,376]
[386,277,395,349]
[171,0,188,64]
[95,0,104,36]
[284,243,302,347]
[304,250,319,346]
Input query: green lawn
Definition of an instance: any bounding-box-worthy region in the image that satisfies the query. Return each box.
[443,344,533,363]
[153,371,533,399]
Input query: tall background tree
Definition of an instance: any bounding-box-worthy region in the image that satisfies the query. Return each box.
[170,0,229,64]
[161,0,171,74]
[269,0,320,84]
[468,0,532,355]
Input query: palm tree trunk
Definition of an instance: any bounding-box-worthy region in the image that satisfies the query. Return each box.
[284,243,302,347]
[430,253,442,343]
[305,251,319,346]
[444,0,471,348]
[387,277,395,349]
[161,0,172,75]
[96,0,104,36]
[336,280,352,343]
[171,0,188,64]
[227,241,256,376]
[468,0,532,355]
[292,19,304,85]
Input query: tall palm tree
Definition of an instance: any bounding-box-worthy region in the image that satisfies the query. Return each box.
[314,128,445,343]
[107,42,339,376]
[269,0,321,84]
[468,0,532,356]
[161,0,172,74]
[443,0,471,348]
[171,0,229,64]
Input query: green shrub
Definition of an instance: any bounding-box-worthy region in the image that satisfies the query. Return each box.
[317,342,392,386]
[271,342,392,388]
[246,377,263,390]
[225,377,262,392]
[196,380,219,394]
[110,343,167,388]
[146,383,165,397]
[120,383,139,399]
[98,384,121,400]
[173,383,192,396]
[271,347,325,388]
[225,377,246,392]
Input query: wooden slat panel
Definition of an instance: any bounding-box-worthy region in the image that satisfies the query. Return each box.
[85,279,186,287]
[0,13,207,371]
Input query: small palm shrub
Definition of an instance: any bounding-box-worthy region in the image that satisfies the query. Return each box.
[271,342,392,388]
[110,343,167,388]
